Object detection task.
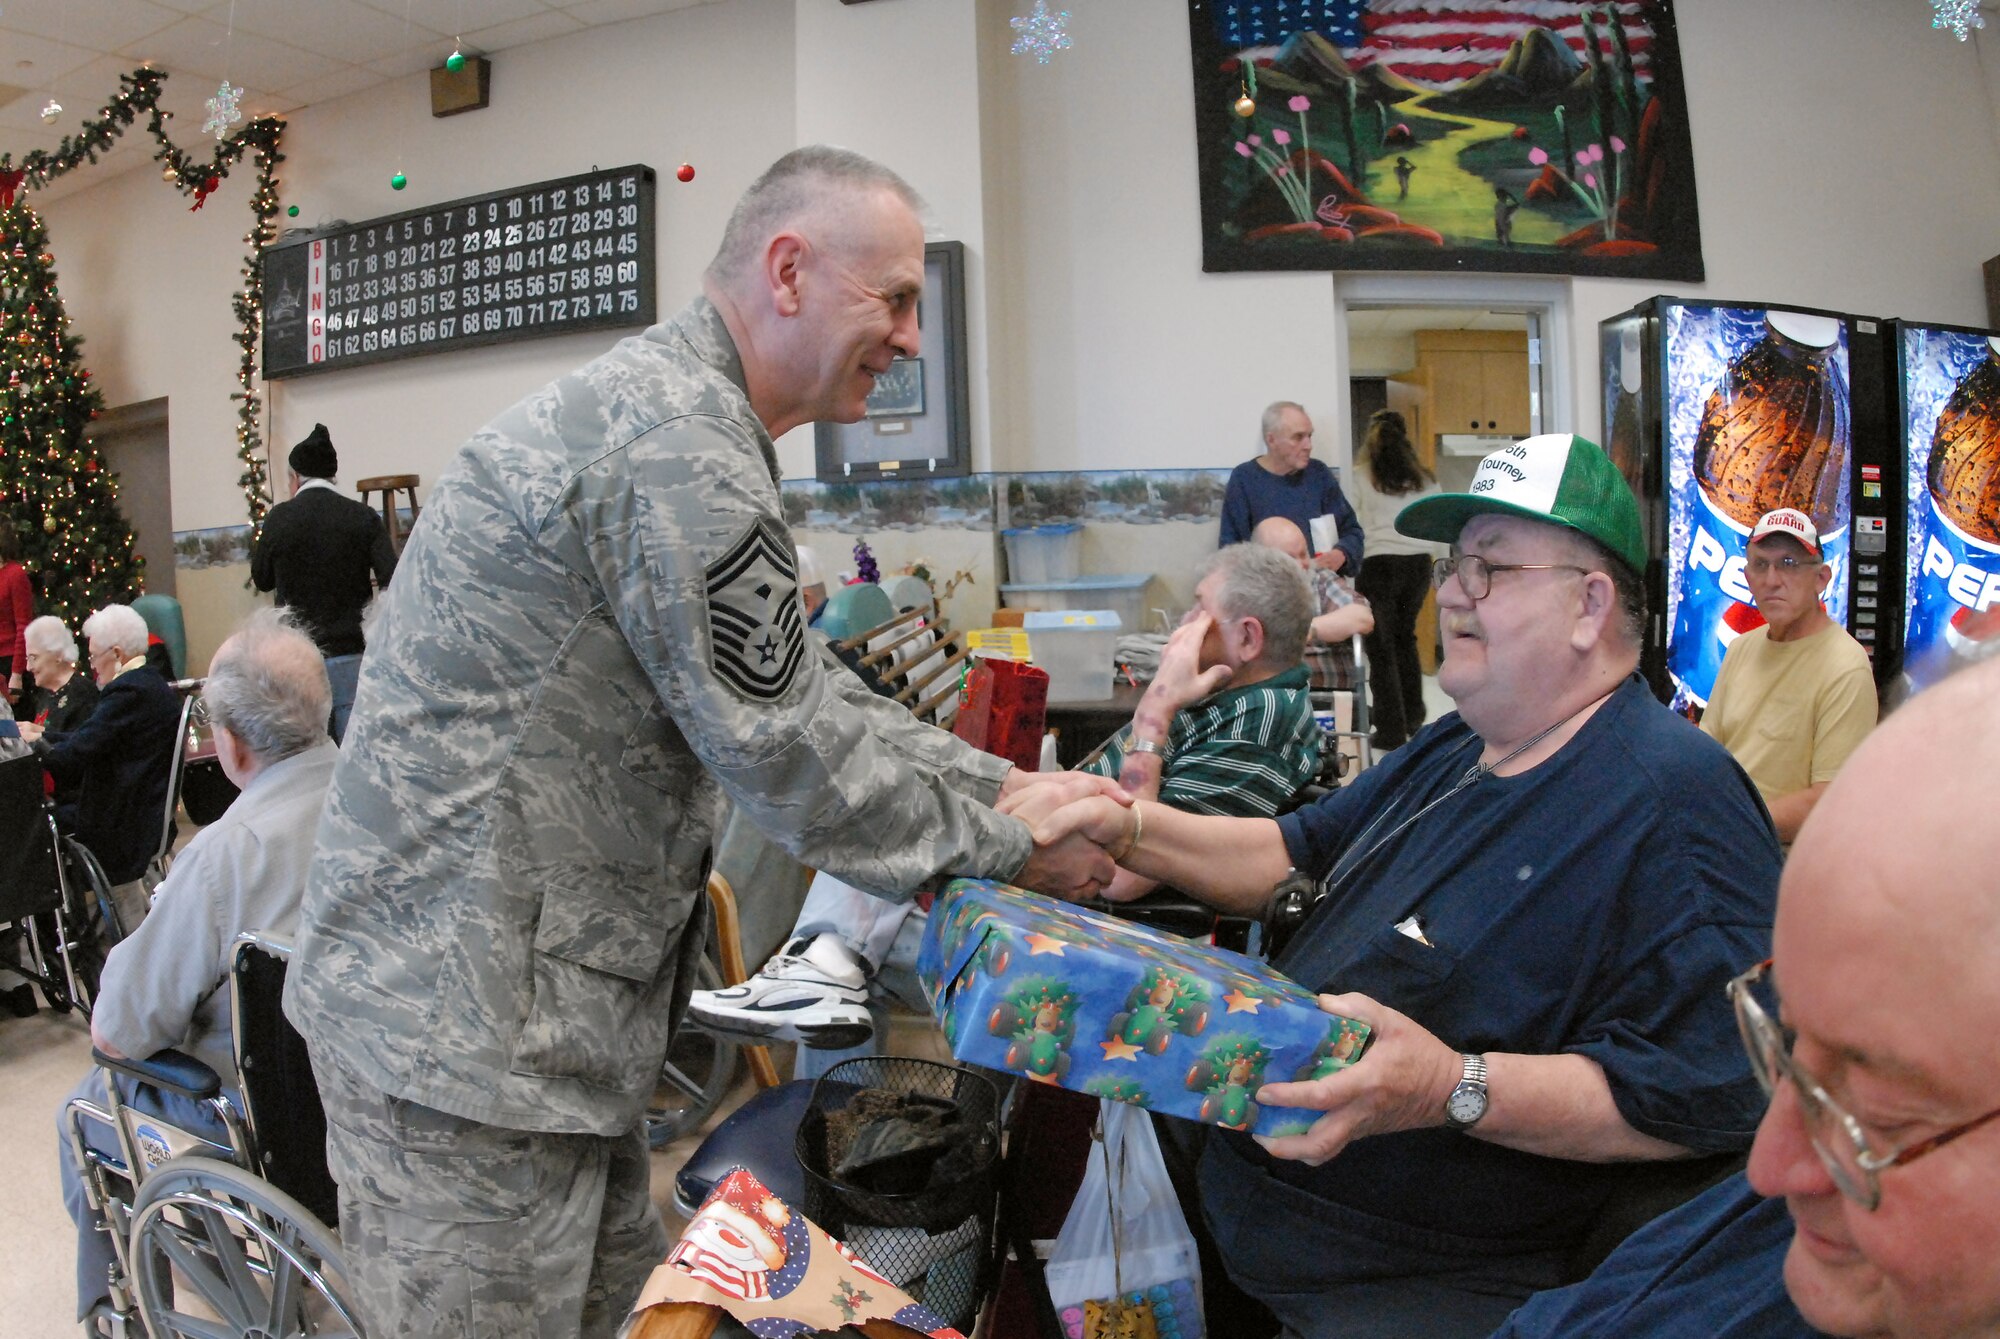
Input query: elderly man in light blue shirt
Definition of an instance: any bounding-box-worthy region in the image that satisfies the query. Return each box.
[58,607,337,1327]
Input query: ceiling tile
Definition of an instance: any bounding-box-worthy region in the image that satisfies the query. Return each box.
[0,29,109,84]
[365,38,469,78]
[120,16,349,87]
[277,64,390,110]
[455,8,586,55]
[561,0,700,21]
[354,0,554,26]
[226,0,449,65]
[0,0,186,49]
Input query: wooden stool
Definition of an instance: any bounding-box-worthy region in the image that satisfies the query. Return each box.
[355,474,421,552]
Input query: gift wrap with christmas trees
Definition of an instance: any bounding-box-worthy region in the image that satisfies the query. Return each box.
[915,880,1370,1135]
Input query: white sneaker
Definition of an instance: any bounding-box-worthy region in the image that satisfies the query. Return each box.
[686,934,875,1048]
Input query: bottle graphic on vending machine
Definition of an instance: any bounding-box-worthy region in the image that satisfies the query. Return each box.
[1674,310,1850,708]
[1608,322,1646,500]
[1906,336,2000,690]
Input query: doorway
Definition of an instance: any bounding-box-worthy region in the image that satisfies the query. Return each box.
[1346,303,1553,678]
[88,398,174,598]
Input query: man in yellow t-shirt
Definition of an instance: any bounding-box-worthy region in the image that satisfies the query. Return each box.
[1701,508,1876,844]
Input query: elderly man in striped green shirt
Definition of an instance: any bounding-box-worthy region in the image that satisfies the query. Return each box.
[688,541,1322,1051]
[1087,540,1322,900]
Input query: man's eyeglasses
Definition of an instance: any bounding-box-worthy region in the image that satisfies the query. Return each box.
[1728,958,2000,1211]
[1431,554,1589,602]
[1745,555,1817,577]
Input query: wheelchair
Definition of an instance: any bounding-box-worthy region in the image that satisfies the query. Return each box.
[64,930,361,1338]
[0,752,122,1015]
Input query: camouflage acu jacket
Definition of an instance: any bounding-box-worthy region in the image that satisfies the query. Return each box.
[283,297,1031,1135]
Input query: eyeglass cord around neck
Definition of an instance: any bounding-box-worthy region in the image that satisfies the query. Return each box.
[1318,679,1623,904]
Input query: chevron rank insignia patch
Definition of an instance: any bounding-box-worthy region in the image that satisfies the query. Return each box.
[706,519,805,703]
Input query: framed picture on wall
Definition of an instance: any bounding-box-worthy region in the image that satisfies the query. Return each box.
[815,240,971,482]
[864,359,926,418]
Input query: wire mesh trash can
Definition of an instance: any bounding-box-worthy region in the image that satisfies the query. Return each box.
[796,1057,1001,1331]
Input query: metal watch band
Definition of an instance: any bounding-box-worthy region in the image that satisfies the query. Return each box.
[1444,1052,1490,1130]
[1126,737,1165,758]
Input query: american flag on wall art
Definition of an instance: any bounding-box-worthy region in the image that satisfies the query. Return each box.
[1187,0,1703,279]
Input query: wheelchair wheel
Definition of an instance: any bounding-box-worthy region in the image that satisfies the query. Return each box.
[646,956,741,1150]
[62,835,127,947]
[129,1155,361,1338]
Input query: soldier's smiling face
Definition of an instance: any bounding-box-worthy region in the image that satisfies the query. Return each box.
[795,188,926,424]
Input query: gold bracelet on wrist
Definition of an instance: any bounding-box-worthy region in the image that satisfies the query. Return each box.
[1112,800,1145,864]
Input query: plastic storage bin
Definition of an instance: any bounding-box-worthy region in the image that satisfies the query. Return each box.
[1000,574,1151,631]
[1002,523,1083,584]
[1024,609,1122,702]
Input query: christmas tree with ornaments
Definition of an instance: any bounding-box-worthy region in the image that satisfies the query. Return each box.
[0,202,144,626]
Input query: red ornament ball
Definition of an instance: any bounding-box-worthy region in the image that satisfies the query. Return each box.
[676,163,695,183]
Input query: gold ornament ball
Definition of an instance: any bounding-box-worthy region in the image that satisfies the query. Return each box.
[42,515,55,533]
[1233,95,1257,118]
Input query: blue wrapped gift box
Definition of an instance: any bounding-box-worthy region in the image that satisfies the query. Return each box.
[915,880,1370,1136]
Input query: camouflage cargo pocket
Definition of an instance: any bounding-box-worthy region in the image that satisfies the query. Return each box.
[512,873,679,1089]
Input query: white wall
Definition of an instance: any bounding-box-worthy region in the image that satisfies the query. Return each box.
[982,0,1341,474]
[786,0,992,479]
[43,0,797,533]
[34,0,2000,529]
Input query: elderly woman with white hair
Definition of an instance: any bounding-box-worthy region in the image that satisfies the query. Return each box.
[23,614,99,736]
[19,603,181,932]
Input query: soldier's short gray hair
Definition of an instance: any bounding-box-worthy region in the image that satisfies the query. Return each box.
[706,146,925,284]
[203,607,331,764]
[1197,543,1315,671]
[1261,400,1307,445]
[82,604,149,660]
[25,614,78,662]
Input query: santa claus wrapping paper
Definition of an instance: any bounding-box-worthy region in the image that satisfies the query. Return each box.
[629,1167,965,1339]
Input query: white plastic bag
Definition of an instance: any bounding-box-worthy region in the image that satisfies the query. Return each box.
[1044,1100,1204,1339]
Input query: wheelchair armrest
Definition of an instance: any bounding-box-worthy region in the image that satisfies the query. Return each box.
[93,1046,222,1101]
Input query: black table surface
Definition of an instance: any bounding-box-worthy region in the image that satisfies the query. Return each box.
[1041,680,1146,770]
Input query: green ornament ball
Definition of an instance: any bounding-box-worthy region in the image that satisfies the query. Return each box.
[445,50,466,72]
[390,172,408,191]
[287,205,299,217]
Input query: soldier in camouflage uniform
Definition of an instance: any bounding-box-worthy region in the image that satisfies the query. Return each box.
[283,147,1119,1338]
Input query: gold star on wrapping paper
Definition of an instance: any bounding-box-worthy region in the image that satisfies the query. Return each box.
[1100,1038,1144,1062]
[1222,989,1263,1014]
[1023,931,1069,956]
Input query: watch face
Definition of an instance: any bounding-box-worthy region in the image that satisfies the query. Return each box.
[1447,1086,1487,1125]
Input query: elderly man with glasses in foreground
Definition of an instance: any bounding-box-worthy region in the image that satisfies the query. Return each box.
[1490,652,2000,1339]
[1017,435,1783,1339]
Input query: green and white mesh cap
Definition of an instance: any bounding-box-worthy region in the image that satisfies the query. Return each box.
[1395,433,1647,575]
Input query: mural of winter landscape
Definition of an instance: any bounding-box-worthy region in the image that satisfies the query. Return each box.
[1190,0,1704,279]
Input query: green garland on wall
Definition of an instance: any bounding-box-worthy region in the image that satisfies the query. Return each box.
[0,67,287,531]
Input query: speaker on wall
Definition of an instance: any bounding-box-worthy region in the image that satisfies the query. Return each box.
[430,56,491,117]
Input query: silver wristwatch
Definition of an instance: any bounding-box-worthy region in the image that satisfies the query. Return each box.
[1444,1053,1489,1129]
[1126,737,1165,758]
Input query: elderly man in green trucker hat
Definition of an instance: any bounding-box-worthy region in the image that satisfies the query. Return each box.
[1013,434,1783,1339]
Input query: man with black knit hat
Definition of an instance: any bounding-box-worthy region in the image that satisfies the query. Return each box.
[250,422,398,741]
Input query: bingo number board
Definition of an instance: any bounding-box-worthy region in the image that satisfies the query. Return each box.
[260,164,657,379]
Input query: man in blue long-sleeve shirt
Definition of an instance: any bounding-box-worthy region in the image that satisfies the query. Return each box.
[1218,401,1364,573]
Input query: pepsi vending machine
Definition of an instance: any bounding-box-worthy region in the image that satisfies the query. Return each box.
[1600,298,1896,712]
[1888,322,2000,692]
